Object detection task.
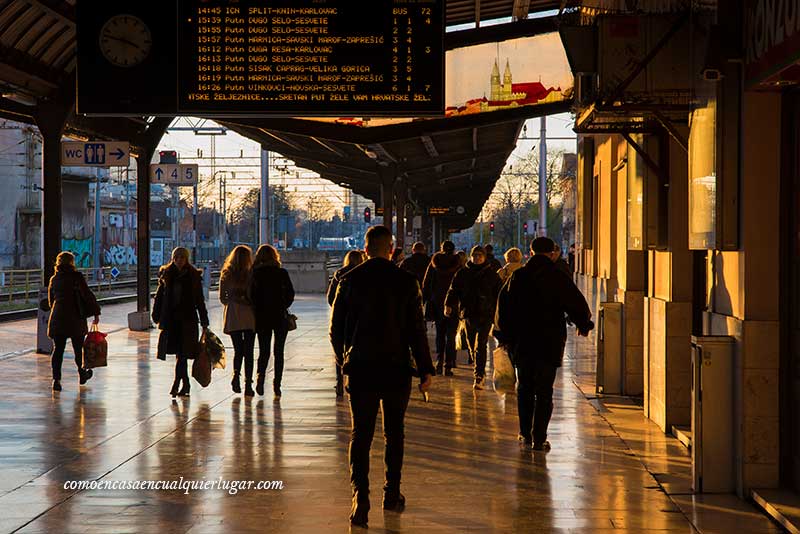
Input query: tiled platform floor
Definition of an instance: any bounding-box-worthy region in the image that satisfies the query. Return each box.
[0,295,782,533]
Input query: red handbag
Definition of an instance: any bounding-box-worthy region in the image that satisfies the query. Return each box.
[83,324,108,369]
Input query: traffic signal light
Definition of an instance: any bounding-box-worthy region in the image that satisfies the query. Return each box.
[364,207,371,223]
[159,150,177,164]
[523,222,528,234]
[489,221,495,234]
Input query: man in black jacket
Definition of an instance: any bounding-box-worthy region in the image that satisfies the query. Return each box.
[330,225,434,528]
[399,241,430,286]
[444,245,502,389]
[422,240,461,375]
[494,237,593,451]
[484,244,503,272]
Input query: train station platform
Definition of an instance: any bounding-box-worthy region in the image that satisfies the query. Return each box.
[0,295,782,533]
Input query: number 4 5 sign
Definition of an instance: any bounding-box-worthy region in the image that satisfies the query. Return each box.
[149,163,199,185]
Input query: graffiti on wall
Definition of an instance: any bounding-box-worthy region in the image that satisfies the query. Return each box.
[104,245,137,266]
[61,238,92,268]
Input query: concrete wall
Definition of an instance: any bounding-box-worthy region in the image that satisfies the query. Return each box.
[282,250,329,293]
[703,92,782,493]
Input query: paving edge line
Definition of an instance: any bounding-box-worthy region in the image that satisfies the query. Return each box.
[752,489,800,534]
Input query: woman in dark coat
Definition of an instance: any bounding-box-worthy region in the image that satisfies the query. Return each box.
[250,245,294,399]
[327,250,364,307]
[152,247,209,397]
[47,251,101,391]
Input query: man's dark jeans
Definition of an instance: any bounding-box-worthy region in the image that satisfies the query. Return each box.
[433,315,457,369]
[348,378,412,499]
[465,319,491,378]
[516,362,558,444]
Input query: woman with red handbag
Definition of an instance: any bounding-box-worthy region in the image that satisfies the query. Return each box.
[47,251,100,391]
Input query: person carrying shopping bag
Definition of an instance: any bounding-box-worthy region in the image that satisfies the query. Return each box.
[47,251,101,392]
[153,247,209,398]
[219,245,257,396]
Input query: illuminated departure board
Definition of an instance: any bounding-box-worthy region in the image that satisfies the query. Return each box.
[176,0,444,116]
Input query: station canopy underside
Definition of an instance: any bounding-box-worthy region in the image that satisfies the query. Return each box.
[0,0,573,230]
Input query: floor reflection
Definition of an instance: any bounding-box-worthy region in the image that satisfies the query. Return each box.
[0,295,781,533]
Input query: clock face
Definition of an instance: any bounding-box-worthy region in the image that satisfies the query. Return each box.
[99,15,152,67]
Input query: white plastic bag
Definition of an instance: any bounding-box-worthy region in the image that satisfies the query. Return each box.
[492,346,516,394]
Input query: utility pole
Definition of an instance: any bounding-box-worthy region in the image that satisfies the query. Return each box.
[192,183,198,262]
[538,116,548,237]
[94,167,102,281]
[124,168,131,271]
[260,148,270,245]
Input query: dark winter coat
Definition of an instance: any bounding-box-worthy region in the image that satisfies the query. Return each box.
[47,267,101,339]
[486,253,503,273]
[250,264,295,331]
[555,257,572,279]
[494,254,593,368]
[399,252,430,286]
[152,264,209,359]
[327,264,357,307]
[329,257,435,383]
[421,251,461,319]
[444,261,502,325]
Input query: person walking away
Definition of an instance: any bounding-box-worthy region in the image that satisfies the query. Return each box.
[327,250,364,307]
[421,240,461,375]
[399,241,430,286]
[497,247,525,285]
[327,250,364,396]
[330,225,434,528]
[494,237,593,451]
[568,243,576,273]
[47,251,101,391]
[444,246,501,389]
[552,243,572,278]
[153,247,209,398]
[220,245,256,396]
[391,247,405,265]
[484,244,503,272]
[251,244,295,399]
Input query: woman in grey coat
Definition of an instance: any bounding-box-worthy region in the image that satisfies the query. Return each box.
[220,245,256,396]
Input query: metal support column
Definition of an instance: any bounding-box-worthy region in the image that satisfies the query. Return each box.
[380,166,396,234]
[94,168,102,281]
[260,147,270,245]
[136,149,153,314]
[36,119,64,354]
[395,179,407,250]
[538,116,548,237]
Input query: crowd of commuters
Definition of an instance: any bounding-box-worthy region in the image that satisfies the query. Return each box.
[46,228,588,529]
[325,232,589,526]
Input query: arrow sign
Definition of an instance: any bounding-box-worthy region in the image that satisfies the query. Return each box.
[62,141,130,167]
[149,164,197,185]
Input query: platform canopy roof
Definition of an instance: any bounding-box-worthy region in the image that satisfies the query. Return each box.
[0,0,573,230]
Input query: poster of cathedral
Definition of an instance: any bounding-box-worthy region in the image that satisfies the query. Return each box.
[445,33,574,117]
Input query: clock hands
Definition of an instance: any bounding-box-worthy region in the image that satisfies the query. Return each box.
[103,34,144,52]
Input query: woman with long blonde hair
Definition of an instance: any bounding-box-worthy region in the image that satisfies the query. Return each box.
[250,244,295,399]
[220,245,256,395]
[152,247,209,397]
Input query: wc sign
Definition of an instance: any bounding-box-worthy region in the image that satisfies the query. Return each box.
[62,141,130,167]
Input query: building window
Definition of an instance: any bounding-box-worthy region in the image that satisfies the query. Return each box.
[627,134,645,250]
[688,90,717,250]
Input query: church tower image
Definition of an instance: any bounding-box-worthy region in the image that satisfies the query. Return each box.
[490,60,501,100]
[502,60,513,100]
